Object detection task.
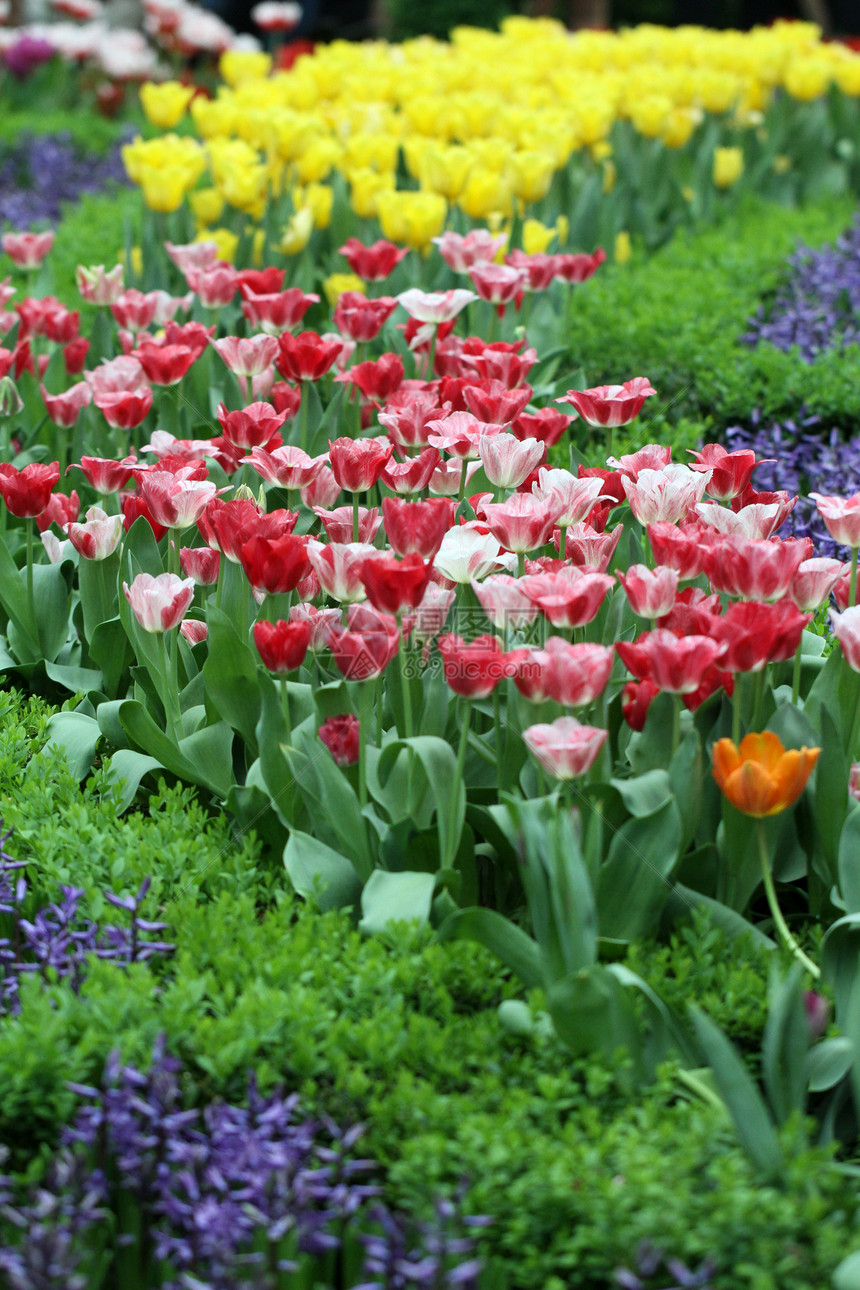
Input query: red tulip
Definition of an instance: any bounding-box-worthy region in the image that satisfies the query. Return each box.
[333,292,397,342]
[236,266,285,295]
[381,496,453,559]
[559,522,623,571]
[318,713,360,765]
[36,489,80,533]
[241,286,319,335]
[359,552,432,614]
[41,381,91,427]
[121,494,167,542]
[328,436,393,493]
[276,330,341,382]
[463,379,532,426]
[380,446,441,495]
[557,377,656,427]
[135,342,197,386]
[63,336,90,375]
[216,401,288,450]
[239,534,311,595]
[705,535,811,601]
[94,387,153,429]
[179,546,220,585]
[553,248,606,283]
[617,564,679,619]
[712,600,810,673]
[315,505,380,544]
[325,603,400,680]
[512,407,573,447]
[0,461,60,517]
[198,498,265,562]
[616,629,726,694]
[341,353,404,403]
[253,618,311,674]
[338,237,408,281]
[621,678,660,731]
[647,521,709,580]
[437,633,515,698]
[112,289,160,331]
[688,444,760,502]
[520,569,613,629]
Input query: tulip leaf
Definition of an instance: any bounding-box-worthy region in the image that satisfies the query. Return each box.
[378,736,464,870]
[288,722,374,880]
[598,798,682,941]
[822,913,860,1018]
[43,661,103,695]
[88,616,133,700]
[202,607,261,753]
[839,807,860,915]
[805,1037,854,1094]
[359,869,436,935]
[283,828,362,912]
[118,699,225,797]
[690,1006,785,1181]
[609,769,672,817]
[103,750,164,814]
[31,562,72,663]
[178,722,235,798]
[35,711,101,781]
[669,729,702,854]
[437,907,543,991]
[834,1251,860,1290]
[78,551,120,645]
[0,536,39,659]
[805,648,860,759]
[762,964,808,1126]
[255,673,301,828]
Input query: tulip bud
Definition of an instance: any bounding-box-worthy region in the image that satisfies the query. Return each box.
[0,376,23,417]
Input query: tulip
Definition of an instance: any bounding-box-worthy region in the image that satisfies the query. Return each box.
[77,264,125,306]
[122,495,167,543]
[41,381,91,428]
[521,569,614,629]
[561,522,623,572]
[253,618,311,674]
[522,717,608,780]
[307,540,377,603]
[325,603,400,681]
[461,342,537,389]
[112,289,160,331]
[478,433,545,490]
[468,262,527,312]
[359,552,432,615]
[241,287,319,336]
[427,411,502,461]
[328,437,393,493]
[621,678,660,731]
[432,230,507,273]
[318,713,361,766]
[712,599,810,674]
[622,465,710,526]
[472,574,537,632]
[396,288,477,324]
[558,376,656,427]
[688,444,760,501]
[0,461,60,518]
[242,445,327,490]
[333,293,397,342]
[382,496,454,559]
[137,471,218,531]
[301,466,341,510]
[646,521,708,580]
[135,342,197,387]
[434,527,505,584]
[464,380,532,426]
[694,500,790,541]
[789,557,845,612]
[94,387,153,430]
[338,238,409,281]
[185,263,238,309]
[276,330,342,382]
[617,564,679,620]
[830,606,860,672]
[616,629,726,694]
[483,494,557,556]
[315,505,381,545]
[179,546,220,585]
[380,446,441,495]
[2,230,54,269]
[123,572,195,633]
[437,633,515,698]
[217,401,287,450]
[179,619,208,646]
[705,535,810,602]
[36,491,79,534]
[533,470,607,527]
[428,458,481,499]
[342,353,404,403]
[211,334,280,377]
[67,506,124,561]
[712,731,820,975]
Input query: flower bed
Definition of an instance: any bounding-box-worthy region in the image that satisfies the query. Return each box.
[4,54,860,1286]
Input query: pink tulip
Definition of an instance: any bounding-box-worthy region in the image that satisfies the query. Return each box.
[427,412,502,461]
[432,230,507,272]
[463,380,532,426]
[616,629,726,694]
[522,717,608,780]
[41,381,91,427]
[705,535,810,602]
[243,445,327,490]
[185,263,238,309]
[67,506,124,561]
[478,432,545,490]
[166,240,219,274]
[468,262,526,308]
[471,574,538,630]
[830,607,860,671]
[180,619,208,645]
[533,469,607,527]
[434,527,505,583]
[789,557,845,612]
[307,540,377,603]
[617,564,679,619]
[482,494,558,553]
[810,492,860,549]
[428,458,481,498]
[396,288,477,324]
[515,638,614,707]
[123,572,195,633]
[561,522,623,571]
[622,465,710,525]
[557,377,656,427]
[694,500,792,541]
[211,334,280,377]
[136,470,219,530]
[2,230,54,269]
[76,264,124,305]
[112,289,161,332]
[521,568,614,628]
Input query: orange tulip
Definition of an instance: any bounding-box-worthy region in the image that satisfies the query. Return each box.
[712,731,819,818]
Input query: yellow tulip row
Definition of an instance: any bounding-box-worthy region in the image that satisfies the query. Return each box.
[125,16,860,257]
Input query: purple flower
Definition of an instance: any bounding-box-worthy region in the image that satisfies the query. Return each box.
[2,36,56,79]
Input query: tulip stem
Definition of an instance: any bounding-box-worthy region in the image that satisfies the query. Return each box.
[732,677,742,747]
[757,820,820,978]
[851,547,858,609]
[25,518,34,612]
[170,529,180,577]
[671,693,682,757]
[447,699,472,866]
[792,641,803,707]
[298,382,308,453]
[357,682,372,810]
[398,630,413,739]
[517,551,525,579]
[280,678,292,748]
[157,631,178,743]
[352,493,360,543]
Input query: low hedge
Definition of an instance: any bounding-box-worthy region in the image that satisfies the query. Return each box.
[2,688,855,1289]
[565,195,860,438]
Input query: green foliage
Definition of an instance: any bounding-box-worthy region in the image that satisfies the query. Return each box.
[565,195,860,434]
[383,0,514,41]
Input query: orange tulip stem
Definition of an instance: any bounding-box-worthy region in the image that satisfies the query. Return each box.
[757,820,820,979]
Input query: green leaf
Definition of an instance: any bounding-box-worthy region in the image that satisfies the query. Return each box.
[822,913,860,1018]
[44,661,103,695]
[178,722,235,798]
[31,562,71,662]
[839,807,860,915]
[378,736,464,869]
[814,706,848,885]
[88,616,132,699]
[690,1006,784,1181]
[0,538,39,659]
[103,750,164,814]
[834,1251,860,1290]
[202,606,261,753]
[118,700,225,797]
[437,907,543,990]
[805,1037,854,1093]
[36,711,100,780]
[761,964,808,1126]
[609,769,672,817]
[359,869,436,934]
[805,648,860,759]
[598,798,682,941]
[665,884,774,947]
[283,829,362,911]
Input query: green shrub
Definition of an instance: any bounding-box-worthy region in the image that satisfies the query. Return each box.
[565,195,860,433]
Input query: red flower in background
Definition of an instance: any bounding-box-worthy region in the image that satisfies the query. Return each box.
[0,461,60,517]
[253,619,311,674]
[318,714,360,766]
[338,238,409,281]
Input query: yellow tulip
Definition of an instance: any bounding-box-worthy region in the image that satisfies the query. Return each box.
[190,96,239,140]
[294,137,342,184]
[629,94,672,138]
[219,50,272,87]
[348,169,394,219]
[281,206,314,256]
[510,151,556,203]
[218,164,269,214]
[376,190,447,251]
[784,57,831,101]
[189,187,225,225]
[139,81,195,130]
[199,227,239,263]
[522,218,557,255]
[298,182,334,229]
[458,168,512,220]
[419,144,473,201]
[661,107,699,149]
[712,146,744,189]
[323,272,366,306]
[601,158,616,194]
[614,230,632,264]
[138,165,189,213]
